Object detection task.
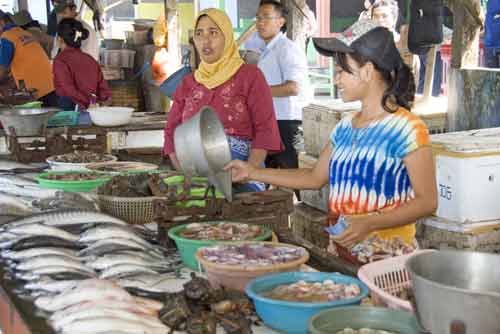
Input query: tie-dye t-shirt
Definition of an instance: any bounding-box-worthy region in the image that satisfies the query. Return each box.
[328,108,429,231]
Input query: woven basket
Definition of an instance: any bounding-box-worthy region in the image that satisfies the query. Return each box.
[109,81,142,110]
[98,194,161,224]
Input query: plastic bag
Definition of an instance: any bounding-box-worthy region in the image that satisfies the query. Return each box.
[153,13,168,48]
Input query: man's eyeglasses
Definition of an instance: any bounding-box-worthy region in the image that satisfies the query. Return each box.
[255,16,279,22]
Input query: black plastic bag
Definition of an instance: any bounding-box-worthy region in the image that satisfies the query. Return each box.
[408,0,444,55]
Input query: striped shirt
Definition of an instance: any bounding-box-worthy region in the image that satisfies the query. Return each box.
[328,108,430,217]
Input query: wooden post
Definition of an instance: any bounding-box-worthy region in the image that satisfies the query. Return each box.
[445,0,482,69]
[281,0,307,50]
[422,46,438,99]
[17,0,28,10]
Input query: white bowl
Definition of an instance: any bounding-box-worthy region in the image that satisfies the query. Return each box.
[47,154,118,171]
[87,107,134,127]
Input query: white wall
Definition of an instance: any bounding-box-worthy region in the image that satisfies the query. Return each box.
[27,0,47,24]
[0,0,17,13]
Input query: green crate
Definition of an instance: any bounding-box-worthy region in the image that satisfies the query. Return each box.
[48,111,79,127]
[14,101,43,108]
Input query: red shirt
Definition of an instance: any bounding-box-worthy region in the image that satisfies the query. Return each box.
[53,47,111,108]
[163,64,282,156]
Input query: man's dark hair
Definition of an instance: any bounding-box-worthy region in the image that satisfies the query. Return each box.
[0,11,12,24]
[259,0,287,33]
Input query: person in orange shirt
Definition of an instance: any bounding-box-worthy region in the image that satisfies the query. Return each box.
[0,10,57,106]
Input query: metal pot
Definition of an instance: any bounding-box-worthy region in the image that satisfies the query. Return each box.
[0,108,58,137]
[174,106,232,201]
[406,250,500,334]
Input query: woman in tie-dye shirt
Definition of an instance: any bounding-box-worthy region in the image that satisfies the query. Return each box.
[226,20,437,263]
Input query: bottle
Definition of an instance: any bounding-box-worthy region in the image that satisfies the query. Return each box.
[325,215,348,236]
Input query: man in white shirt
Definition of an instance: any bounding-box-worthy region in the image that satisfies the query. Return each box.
[256,0,309,177]
[53,1,99,61]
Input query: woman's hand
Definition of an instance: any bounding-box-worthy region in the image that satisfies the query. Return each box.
[224,160,255,183]
[332,216,373,248]
[168,153,182,171]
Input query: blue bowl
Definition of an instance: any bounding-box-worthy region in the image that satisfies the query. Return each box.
[245,272,369,334]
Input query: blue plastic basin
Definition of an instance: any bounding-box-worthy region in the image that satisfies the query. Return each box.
[245,272,369,334]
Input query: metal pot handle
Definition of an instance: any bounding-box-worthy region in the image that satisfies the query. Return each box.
[450,320,466,334]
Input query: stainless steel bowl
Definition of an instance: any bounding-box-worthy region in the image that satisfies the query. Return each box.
[406,250,500,334]
[0,108,59,136]
[174,106,232,201]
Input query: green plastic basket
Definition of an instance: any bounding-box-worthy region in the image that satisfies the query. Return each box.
[309,306,423,334]
[168,223,272,270]
[48,111,79,127]
[163,175,224,207]
[35,171,112,192]
[14,101,43,108]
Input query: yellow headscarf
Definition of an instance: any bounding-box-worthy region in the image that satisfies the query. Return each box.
[194,8,244,89]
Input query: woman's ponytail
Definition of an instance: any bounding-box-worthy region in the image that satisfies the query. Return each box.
[57,18,89,49]
[381,60,415,113]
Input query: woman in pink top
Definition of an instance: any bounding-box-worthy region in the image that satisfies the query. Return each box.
[163,8,282,192]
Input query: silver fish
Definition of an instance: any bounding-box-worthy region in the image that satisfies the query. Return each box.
[54,317,168,334]
[0,182,59,199]
[29,264,96,277]
[15,255,86,272]
[50,298,159,321]
[0,174,38,186]
[1,247,79,261]
[35,279,133,312]
[79,226,155,248]
[84,254,175,272]
[54,316,170,334]
[51,307,167,331]
[99,264,160,280]
[0,193,35,215]
[7,223,79,242]
[116,273,183,293]
[3,235,83,251]
[24,277,81,294]
[78,238,154,257]
[0,232,17,242]
[0,210,127,231]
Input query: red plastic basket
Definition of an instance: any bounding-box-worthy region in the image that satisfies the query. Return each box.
[357,250,433,312]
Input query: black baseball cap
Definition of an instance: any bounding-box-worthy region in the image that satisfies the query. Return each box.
[313,19,402,72]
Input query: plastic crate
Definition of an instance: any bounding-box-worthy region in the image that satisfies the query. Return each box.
[357,252,425,312]
[48,111,79,127]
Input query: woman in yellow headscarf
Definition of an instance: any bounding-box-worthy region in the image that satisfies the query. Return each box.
[163,8,282,192]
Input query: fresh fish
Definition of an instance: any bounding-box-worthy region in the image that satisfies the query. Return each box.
[54,317,169,334]
[24,278,81,294]
[35,279,133,312]
[0,232,17,242]
[78,238,154,257]
[0,193,35,216]
[15,255,87,272]
[99,264,160,280]
[7,223,79,242]
[28,265,96,279]
[0,210,126,231]
[51,307,167,331]
[85,254,178,271]
[0,174,38,186]
[133,296,163,311]
[33,192,99,212]
[0,182,59,199]
[50,299,159,321]
[79,226,156,248]
[116,273,183,293]
[5,235,83,251]
[14,271,40,281]
[1,247,79,261]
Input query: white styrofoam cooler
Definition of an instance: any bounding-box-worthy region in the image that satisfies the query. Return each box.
[431,127,500,223]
